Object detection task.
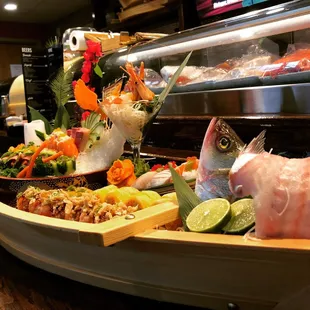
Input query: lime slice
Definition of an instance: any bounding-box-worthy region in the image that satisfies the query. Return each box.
[186,199,231,233]
[222,198,255,234]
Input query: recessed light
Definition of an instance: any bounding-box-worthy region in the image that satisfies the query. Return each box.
[4,3,17,11]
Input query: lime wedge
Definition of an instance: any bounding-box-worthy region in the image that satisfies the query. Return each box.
[222,198,255,234]
[186,199,231,233]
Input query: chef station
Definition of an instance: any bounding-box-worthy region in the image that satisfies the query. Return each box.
[1,1,310,310]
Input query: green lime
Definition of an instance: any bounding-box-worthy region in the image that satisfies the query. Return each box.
[222,198,255,234]
[186,199,231,233]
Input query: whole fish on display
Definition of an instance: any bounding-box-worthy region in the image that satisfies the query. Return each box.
[195,117,244,202]
[229,130,310,239]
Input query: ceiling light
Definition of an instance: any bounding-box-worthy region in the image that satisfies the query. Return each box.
[4,3,17,11]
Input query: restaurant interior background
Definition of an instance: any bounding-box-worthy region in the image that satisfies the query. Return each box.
[0,0,201,82]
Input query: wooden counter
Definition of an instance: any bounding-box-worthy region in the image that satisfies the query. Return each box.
[0,246,201,310]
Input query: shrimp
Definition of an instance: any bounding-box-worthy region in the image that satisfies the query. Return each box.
[122,62,155,101]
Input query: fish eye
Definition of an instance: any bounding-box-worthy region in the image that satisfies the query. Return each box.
[217,136,231,151]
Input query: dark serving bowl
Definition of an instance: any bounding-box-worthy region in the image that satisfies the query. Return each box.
[0,169,108,207]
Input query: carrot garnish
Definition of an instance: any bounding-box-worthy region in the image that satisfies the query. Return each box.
[42,151,63,163]
[17,166,29,178]
[25,139,51,178]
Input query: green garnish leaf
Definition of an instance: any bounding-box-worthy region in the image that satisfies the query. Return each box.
[134,158,150,178]
[45,36,60,48]
[28,106,53,134]
[54,104,70,130]
[50,68,74,107]
[94,63,104,78]
[35,130,46,141]
[159,51,192,103]
[169,164,202,230]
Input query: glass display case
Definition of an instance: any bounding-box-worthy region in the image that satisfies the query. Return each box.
[96,0,310,116]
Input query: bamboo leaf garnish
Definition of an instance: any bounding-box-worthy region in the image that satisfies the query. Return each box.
[158,51,192,103]
[54,104,70,130]
[50,68,74,107]
[28,106,53,134]
[35,130,46,141]
[169,164,202,230]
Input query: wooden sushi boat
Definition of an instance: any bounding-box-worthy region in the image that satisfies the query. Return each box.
[1,195,310,310]
[3,1,310,308]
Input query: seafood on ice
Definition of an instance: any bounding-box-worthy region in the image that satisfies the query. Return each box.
[195,117,244,202]
[229,130,310,239]
[75,125,125,174]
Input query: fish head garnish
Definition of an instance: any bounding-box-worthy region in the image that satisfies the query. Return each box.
[229,130,267,197]
[201,117,244,170]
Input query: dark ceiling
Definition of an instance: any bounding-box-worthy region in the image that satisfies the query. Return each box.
[0,0,90,23]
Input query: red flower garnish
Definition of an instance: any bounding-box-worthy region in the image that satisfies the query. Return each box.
[72,80,77,89]
[81,72,90,84]
[82,60,92,74]
[83,50,95,62]
[79,40,103,89]
[86,40,102,57]
[81,111,91,121]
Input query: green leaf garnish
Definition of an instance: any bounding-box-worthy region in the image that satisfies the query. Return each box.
[169,164,202,230]
[45,36,60,48]
[94,63,104,78]
[158,51,192,103]
[50,68,74,107]
[35,130,46,141]
[28,106,53,134]
[54,104,70,130]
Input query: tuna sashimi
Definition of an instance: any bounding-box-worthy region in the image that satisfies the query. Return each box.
[229,131,310,239]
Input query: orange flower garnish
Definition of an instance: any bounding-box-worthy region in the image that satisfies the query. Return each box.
[74,79,106,120]
[107,159,137,187]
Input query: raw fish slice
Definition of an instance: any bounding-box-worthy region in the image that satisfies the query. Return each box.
[230,132,310,239]
[132,171,157,190]
[150,170,172,188]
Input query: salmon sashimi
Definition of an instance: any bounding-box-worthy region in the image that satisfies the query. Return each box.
[229,131,310,239]
[195,117,244,202]
[47,129,79,157]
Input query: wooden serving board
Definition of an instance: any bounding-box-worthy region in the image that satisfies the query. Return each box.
[0,201,179,247]
[3,200,310,309]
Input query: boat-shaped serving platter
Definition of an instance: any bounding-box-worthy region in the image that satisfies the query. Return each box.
[1,200,310,310]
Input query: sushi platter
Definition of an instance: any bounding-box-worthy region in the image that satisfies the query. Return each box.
[4,2,310,308]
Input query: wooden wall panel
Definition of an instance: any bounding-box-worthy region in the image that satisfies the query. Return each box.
[0,44,25,81]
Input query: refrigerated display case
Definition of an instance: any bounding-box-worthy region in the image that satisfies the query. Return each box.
[95,0,310,116]
[88,0,310,157]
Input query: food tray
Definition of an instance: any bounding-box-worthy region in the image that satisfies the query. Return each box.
[213,76,262,90]
[260,71,310,86]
